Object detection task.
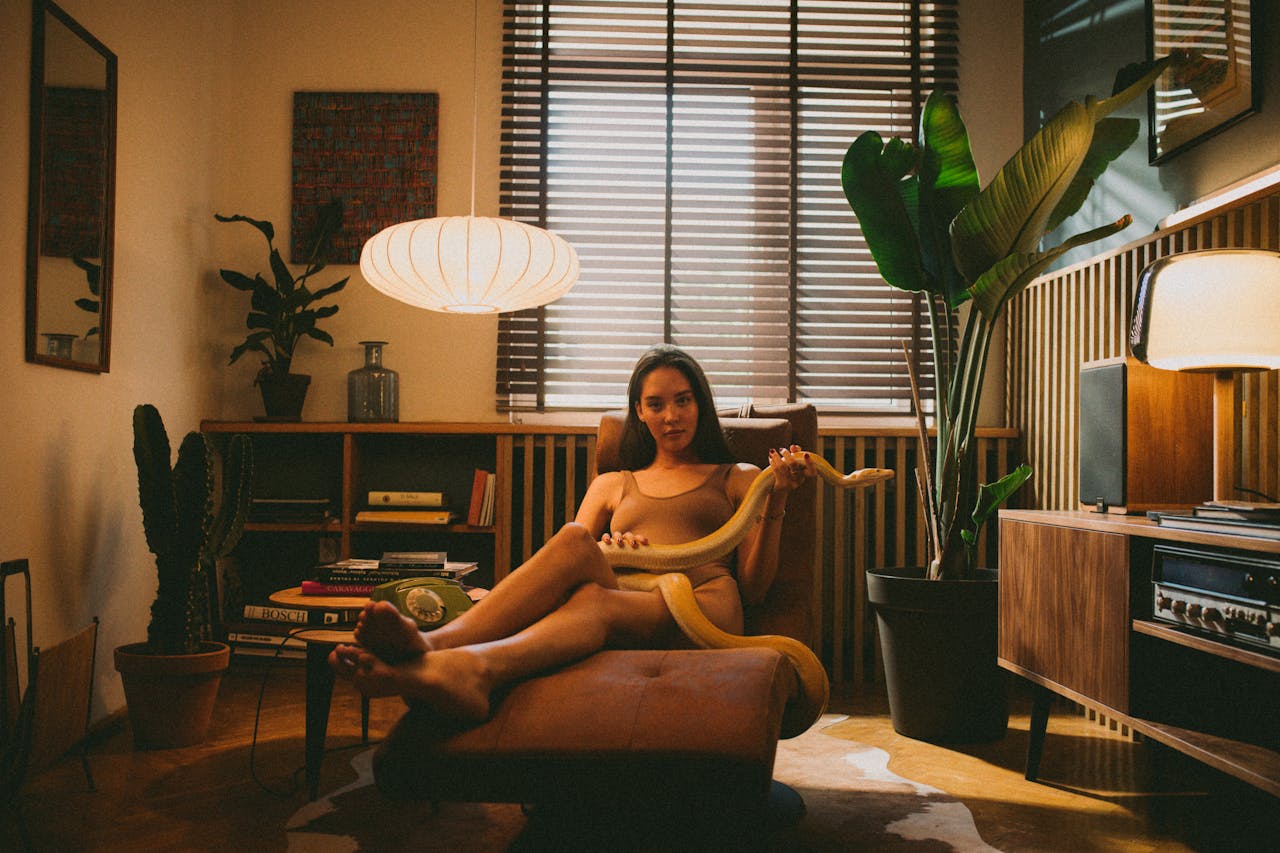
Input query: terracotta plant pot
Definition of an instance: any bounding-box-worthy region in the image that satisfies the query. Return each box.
[113,641,230,749]
[866,567,1008,744]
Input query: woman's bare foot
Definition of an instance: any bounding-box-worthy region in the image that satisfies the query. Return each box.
[329,643,493,720]
[399,647,493,721]
[354,600,431,662]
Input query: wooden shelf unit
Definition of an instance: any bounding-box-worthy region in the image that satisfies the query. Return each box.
[998,510,1280,798]
[201,420,591,600]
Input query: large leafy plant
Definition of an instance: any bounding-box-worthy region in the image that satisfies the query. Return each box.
[215,200,348,379]
[842,59,1168,580]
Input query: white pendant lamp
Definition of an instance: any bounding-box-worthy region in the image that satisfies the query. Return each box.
[359,0,578,314]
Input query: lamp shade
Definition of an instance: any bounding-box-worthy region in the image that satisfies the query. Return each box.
[1130,249,1280,372]
[360,215,579,314]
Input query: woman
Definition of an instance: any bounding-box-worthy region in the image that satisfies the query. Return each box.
[329,344,814,720]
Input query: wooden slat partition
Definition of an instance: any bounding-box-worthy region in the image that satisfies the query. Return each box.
[1008,189,1280,511]
[496,425,1020,686]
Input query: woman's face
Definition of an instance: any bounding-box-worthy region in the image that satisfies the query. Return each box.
[635,365,699,456]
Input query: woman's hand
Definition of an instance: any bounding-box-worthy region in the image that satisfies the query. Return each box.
[600,530,649,549]
[767,444,815,495]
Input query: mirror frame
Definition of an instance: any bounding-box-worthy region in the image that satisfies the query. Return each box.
[25,0,117,373]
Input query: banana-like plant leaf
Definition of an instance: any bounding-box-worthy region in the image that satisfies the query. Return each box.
[950,100,1093,283]
[1045,117,1138,233]
[306,327,335,346]
[968,215,1132,320]
[1092,56,1172,121]
[917,91,980,307]
[75,298,99,312]
[841,132,927,293]
[970,463,1033,531]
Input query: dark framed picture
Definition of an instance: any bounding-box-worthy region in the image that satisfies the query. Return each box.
[291,92,439,264]
[1146,0,1259,164]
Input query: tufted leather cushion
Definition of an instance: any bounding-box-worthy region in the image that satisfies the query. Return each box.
[375,648,795,807]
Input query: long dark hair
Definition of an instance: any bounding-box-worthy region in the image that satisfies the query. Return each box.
[619,344,734,468]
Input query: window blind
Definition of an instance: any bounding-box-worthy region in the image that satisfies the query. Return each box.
[498,0,959,413]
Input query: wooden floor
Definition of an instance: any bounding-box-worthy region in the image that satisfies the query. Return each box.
[3,659,1276,851]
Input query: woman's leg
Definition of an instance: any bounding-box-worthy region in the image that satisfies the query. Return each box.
[353,522,616,660]
[332,581,673,719]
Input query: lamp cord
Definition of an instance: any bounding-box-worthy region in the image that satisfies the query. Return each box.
[469,0,479,219]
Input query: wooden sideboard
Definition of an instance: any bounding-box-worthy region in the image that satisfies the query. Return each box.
[998,510,1280,796]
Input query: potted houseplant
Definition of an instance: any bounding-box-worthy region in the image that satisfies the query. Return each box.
[841,58,1169,742]
[216,200,348,421]
[113,404,253,748]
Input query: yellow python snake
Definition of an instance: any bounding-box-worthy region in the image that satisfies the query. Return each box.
[600,457,892,737]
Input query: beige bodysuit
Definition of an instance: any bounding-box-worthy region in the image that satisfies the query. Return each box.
[608,463,736,588]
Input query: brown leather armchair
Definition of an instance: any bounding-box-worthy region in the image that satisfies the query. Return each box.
[372,404,821,819]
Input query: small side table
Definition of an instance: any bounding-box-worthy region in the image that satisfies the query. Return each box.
[268,587,369,799]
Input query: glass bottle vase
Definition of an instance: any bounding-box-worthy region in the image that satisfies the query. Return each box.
[347,340,399,422]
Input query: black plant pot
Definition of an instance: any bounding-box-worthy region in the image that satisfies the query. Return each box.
[866,566,1008,743]
[256,372,311,422]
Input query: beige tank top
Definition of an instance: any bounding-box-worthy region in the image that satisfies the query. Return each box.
[609,464,735,587]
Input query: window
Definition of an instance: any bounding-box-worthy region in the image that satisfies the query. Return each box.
[498,0,958,413]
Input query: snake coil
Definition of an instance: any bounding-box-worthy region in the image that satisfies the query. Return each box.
[602,457,892,737]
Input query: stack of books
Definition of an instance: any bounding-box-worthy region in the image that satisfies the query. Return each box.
[1156,502,1280,540]
[301,552,480,595]
[355,489,456,525]
[225,598,364,662]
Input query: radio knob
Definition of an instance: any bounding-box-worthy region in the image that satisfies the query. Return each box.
[1171,600,1187,615]
[1203,607,1222,623]
[1187,603,1203,618]
[1269,623,1280,638]
[1156,595,1172,611]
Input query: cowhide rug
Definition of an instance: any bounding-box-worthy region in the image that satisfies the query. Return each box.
[285,715,1001,851]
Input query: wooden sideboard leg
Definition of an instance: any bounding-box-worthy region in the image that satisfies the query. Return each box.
[1025,684,1053,781]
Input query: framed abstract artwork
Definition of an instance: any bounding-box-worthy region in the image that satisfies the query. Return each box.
[1146,0,1259,163]
[291,92,439,264]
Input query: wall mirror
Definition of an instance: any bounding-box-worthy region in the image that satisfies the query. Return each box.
[25,0,116,372]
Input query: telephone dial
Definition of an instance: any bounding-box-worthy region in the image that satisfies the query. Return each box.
[371,576,474,630]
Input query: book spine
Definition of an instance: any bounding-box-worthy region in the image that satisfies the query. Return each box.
[300,580,377,595]
[319,570,449,583]
[354,510,454,524]
[466,469,488,526]
[242,604,309,624]
[227,631,306,649]
[367,490,446,507]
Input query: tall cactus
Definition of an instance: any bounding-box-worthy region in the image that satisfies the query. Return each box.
[133,404,253,655]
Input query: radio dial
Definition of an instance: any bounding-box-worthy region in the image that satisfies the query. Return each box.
[1269,623,1280,638]
[1187,603,1203,618]
[1171,600,1187,615]
[1156,594,1172,611]
[1202,607,1222,623]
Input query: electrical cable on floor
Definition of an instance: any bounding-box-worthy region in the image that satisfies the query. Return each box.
[245,621,382,797]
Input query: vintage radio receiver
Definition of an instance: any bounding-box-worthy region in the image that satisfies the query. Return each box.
[1150,543,1280,655]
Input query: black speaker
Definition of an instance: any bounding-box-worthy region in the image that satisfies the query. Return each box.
[1078,357,1213,513]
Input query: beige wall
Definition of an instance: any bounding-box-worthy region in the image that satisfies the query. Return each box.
[0,0,1022,725]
